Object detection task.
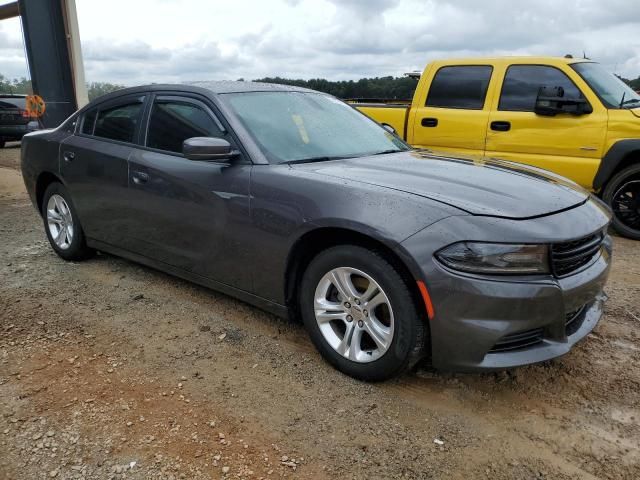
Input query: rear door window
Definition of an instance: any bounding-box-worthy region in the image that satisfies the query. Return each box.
[93,100,144,143]
[146,98,224,154]
[499,65,583,111]
[426,66,493,110]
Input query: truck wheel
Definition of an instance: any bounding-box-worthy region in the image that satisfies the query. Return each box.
[42,182,94,260]
[602,163,640,240]
[299,245,427,381]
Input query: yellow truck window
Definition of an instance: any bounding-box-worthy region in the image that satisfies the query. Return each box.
[426,65,493,110]
[499,65,584,112]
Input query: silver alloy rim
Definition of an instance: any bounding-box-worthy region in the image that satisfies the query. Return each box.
[46,194,74,250]
[314,267,394,363]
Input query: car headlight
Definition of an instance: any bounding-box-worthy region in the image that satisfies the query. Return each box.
[436,242,550,275]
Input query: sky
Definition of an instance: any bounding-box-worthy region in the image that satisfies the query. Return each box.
[1,0,639,85]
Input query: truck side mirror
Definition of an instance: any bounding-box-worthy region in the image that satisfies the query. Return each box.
[381,123,397,135]
[534,85,592,116]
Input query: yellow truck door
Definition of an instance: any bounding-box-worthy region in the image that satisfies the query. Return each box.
[409,63,496,156]
[485,63,608,189]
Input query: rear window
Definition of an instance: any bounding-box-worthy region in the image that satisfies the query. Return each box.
[426,66,493,110]
[0,97,26,109]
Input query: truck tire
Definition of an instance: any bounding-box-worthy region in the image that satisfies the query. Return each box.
[602,163,640,240]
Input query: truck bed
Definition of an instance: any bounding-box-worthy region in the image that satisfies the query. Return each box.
[348,99,410,139]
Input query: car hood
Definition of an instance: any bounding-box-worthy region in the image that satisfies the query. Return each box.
[630,107,640,119]
[293,150,589,219]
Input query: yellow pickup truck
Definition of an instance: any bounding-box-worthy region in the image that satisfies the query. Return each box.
[353,56,640,239]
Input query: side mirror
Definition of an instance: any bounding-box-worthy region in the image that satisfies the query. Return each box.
[534,86,592,116]
[182,137,239,161]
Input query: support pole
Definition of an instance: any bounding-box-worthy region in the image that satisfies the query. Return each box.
[18,0,84,127]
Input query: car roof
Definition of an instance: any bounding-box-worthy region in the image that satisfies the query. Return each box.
[88,81,317,107]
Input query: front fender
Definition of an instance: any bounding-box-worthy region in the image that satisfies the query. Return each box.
[594,139,640,190]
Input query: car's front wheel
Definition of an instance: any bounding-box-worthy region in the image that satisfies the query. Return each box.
[300,245,427,381]
[42,182,94,261]
[603,163,640,240]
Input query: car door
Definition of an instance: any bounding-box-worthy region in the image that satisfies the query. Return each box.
[126,93,252,289]
[485,64,608,188]
[409,64,495,156]
[60,93,146,247]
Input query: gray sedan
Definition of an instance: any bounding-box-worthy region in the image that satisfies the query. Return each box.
[20,82,612,380]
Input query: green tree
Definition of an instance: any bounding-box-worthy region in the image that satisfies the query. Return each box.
[253,76,419,100]
[619,75,640,91]
[87,81,125,101]
[0,74,126,100]
[0,74,32,94]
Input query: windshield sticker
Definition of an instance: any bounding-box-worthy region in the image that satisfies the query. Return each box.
[291,114,310,144]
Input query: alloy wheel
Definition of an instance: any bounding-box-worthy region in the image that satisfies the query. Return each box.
[313,267,394,363]
[46,194,74,250]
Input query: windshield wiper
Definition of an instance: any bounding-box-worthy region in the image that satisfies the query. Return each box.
[621,98,640,107]
[284,155,352,165]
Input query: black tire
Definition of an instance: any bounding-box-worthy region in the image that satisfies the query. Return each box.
[299,245,427,381]
[0,140,5,148]
[41,182,94,261]
[602,163,640,240]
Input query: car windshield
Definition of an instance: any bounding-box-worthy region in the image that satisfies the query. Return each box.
[571,62,640,109]
[222,91,409,163]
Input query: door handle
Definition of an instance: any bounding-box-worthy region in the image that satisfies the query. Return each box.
[421,117,438,127]
[132,171,149,184]
[490,121,511,132]
[63,151,75,162]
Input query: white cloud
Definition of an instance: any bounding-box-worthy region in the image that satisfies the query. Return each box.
[0,0,638,84]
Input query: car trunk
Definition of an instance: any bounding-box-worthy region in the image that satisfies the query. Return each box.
[0,98,30,126]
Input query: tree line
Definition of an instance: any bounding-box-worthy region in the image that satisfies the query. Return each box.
[618,75,640,91]
[1,73,420,101]
[2,72,639,103]
[251,76,419,100]
[0,74,125,101]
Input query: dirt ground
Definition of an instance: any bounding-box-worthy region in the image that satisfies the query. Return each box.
[1,143,639,480]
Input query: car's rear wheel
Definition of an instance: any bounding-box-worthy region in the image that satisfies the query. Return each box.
[603,163,640,240]
[0,140,5,148]
[42,182,94,261]
[299,245,427,381]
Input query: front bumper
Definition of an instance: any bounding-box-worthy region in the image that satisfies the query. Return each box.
[400,198,612,372]
[428,252,609,371]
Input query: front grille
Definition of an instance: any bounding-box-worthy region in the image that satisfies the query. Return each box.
[489,327,544,353]
[551,232,604,277]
